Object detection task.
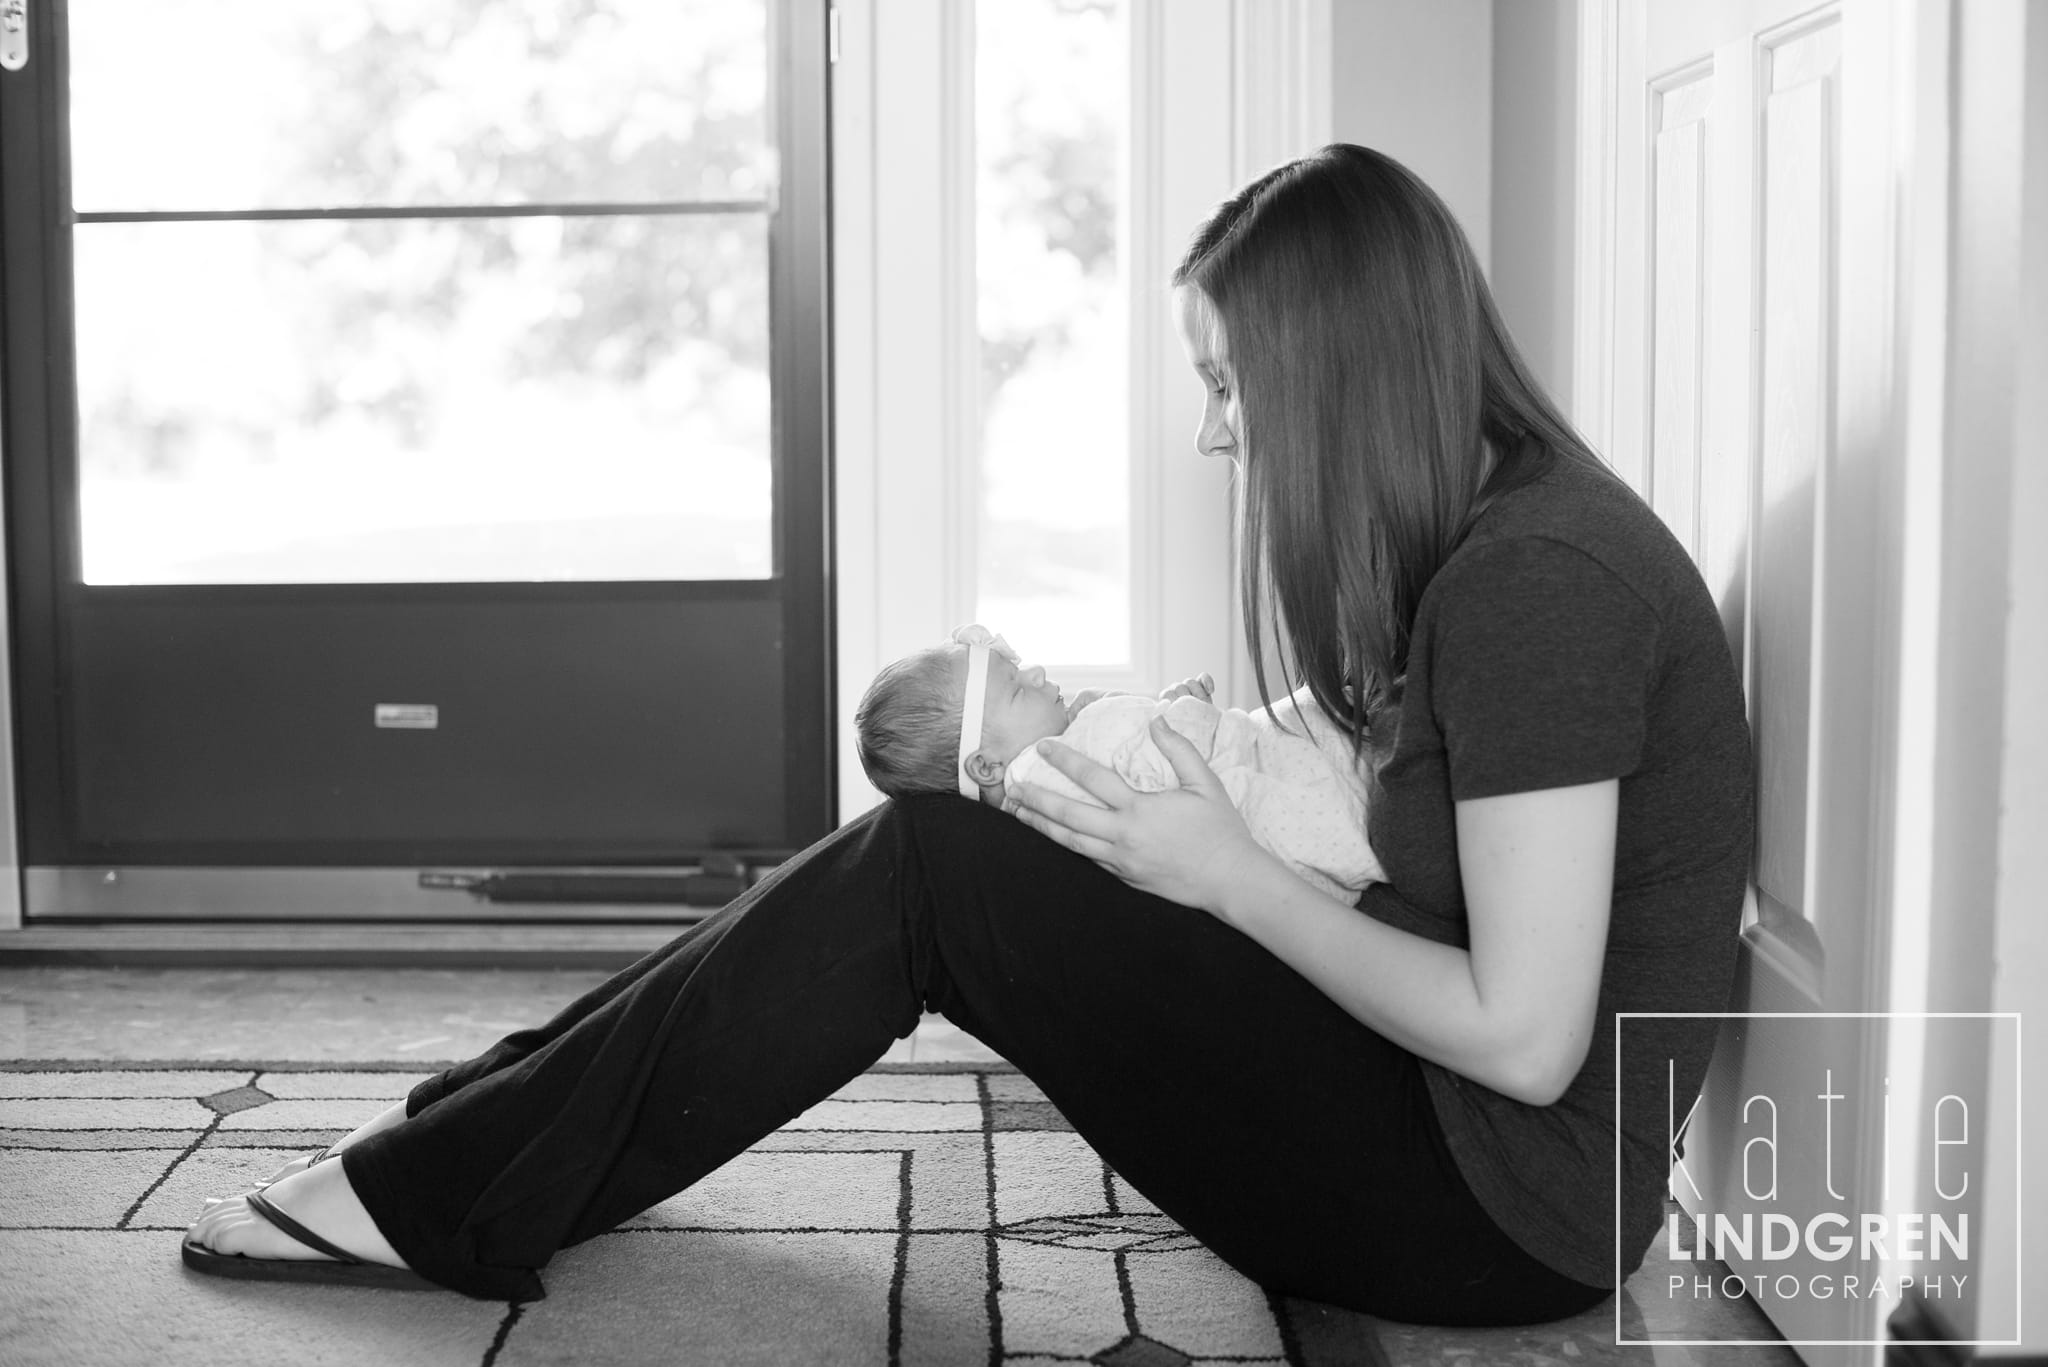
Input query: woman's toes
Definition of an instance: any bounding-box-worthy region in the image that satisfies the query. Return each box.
[185,1161,409,1270]
[188,1196,247,1247]
[185,1200,230,1249]
[185,1194,335,1262]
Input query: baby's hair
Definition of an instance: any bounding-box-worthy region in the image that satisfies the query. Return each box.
[854,646,966,798]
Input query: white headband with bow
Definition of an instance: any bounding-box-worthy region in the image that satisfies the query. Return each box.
[951,623,1017,798]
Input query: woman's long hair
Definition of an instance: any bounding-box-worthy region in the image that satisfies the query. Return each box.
[1173,143,1615,753]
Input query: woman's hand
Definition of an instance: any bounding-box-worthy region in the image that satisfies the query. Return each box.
[1005,717,1271,916]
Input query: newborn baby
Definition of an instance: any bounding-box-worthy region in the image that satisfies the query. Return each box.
[853,625,1384,900]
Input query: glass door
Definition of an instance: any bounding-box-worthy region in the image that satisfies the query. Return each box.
[0,0,832,918]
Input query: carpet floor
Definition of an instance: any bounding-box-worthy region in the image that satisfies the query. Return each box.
[0,1058,1401,1367]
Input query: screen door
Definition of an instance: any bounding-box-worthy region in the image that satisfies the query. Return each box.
[0,0,833,919]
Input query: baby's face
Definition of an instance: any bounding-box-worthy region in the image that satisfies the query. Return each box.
[969,650,1071,763]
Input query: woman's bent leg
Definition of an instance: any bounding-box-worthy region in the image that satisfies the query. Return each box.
[401,918,721,1113]
[342,799,934,1298]
[895,800,1605,1326]
[344,794,1602,1323]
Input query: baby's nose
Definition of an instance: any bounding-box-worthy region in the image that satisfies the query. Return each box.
[1024,665,1046,687]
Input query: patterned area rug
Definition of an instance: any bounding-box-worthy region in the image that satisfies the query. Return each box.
[0,1060,1395,1367]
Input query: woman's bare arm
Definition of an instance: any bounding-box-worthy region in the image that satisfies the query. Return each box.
[1216,780,1615,1106]
[1008,720,1615,1106]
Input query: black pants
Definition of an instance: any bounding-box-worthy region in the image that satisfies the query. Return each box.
[344,794,1606,1325]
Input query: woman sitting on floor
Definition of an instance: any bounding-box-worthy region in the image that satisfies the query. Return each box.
[184,143,1753,1328]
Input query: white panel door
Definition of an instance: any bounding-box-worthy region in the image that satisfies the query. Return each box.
[1606,0,1908,1356]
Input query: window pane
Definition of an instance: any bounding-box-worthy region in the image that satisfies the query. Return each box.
[69,0,770,212]
[75,216,770,584]
[974,0,1129,667]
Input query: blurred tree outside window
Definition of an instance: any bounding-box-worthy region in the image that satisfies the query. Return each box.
[974,0,1129,667]
[69,0,774,585]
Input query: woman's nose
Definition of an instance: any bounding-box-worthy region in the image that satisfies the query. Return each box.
[1197,413,1236,459]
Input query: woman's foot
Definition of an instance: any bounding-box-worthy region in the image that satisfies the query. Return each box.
[253,1144,334,1190]
[237,1098,409,1193]
[186,1156,412,1270]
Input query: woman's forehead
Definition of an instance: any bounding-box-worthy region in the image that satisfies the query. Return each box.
[1172,286,1228,365]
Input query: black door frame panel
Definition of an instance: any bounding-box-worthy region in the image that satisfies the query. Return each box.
[0,2,835,889]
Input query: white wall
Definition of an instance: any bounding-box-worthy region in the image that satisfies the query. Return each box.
[1327,0,1578,411]
[1920,0,2045,1344]
[1328,0,1494,273]
[1487,0,1576,406]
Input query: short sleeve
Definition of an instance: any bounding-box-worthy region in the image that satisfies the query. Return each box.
[1429,537,1659,800]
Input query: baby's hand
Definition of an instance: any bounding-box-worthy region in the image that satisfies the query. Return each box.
[1157,672,1216,704]
[1064,687,1112,721]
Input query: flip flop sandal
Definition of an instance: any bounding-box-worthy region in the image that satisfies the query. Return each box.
[181,1190,441,1290]
[253,1144,336,1192]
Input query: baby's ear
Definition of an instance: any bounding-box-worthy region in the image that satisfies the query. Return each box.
[962,750,1007,788]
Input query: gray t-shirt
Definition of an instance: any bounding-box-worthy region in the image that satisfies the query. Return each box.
[1357,456,1753,1287]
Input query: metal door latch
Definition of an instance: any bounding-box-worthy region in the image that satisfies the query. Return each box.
[0,0,26,73]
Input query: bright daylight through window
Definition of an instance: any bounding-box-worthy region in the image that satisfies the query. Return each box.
[973,0,1129,667]
[70,0,772,585]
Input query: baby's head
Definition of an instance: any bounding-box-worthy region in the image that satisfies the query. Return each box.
[854,627,1071,803]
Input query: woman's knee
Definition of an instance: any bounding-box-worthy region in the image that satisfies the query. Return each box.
[871,791,1063,871]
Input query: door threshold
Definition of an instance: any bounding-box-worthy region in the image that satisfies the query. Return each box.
[24,865,747,923]
[0,922,681,969]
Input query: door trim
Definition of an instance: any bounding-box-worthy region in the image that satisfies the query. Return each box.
[0,331,17,931]
[1573,0,1621,462]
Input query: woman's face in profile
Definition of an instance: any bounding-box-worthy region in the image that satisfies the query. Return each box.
[1172,286,1241,468]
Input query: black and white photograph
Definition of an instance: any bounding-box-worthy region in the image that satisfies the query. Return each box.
[0,0,2041,1363]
